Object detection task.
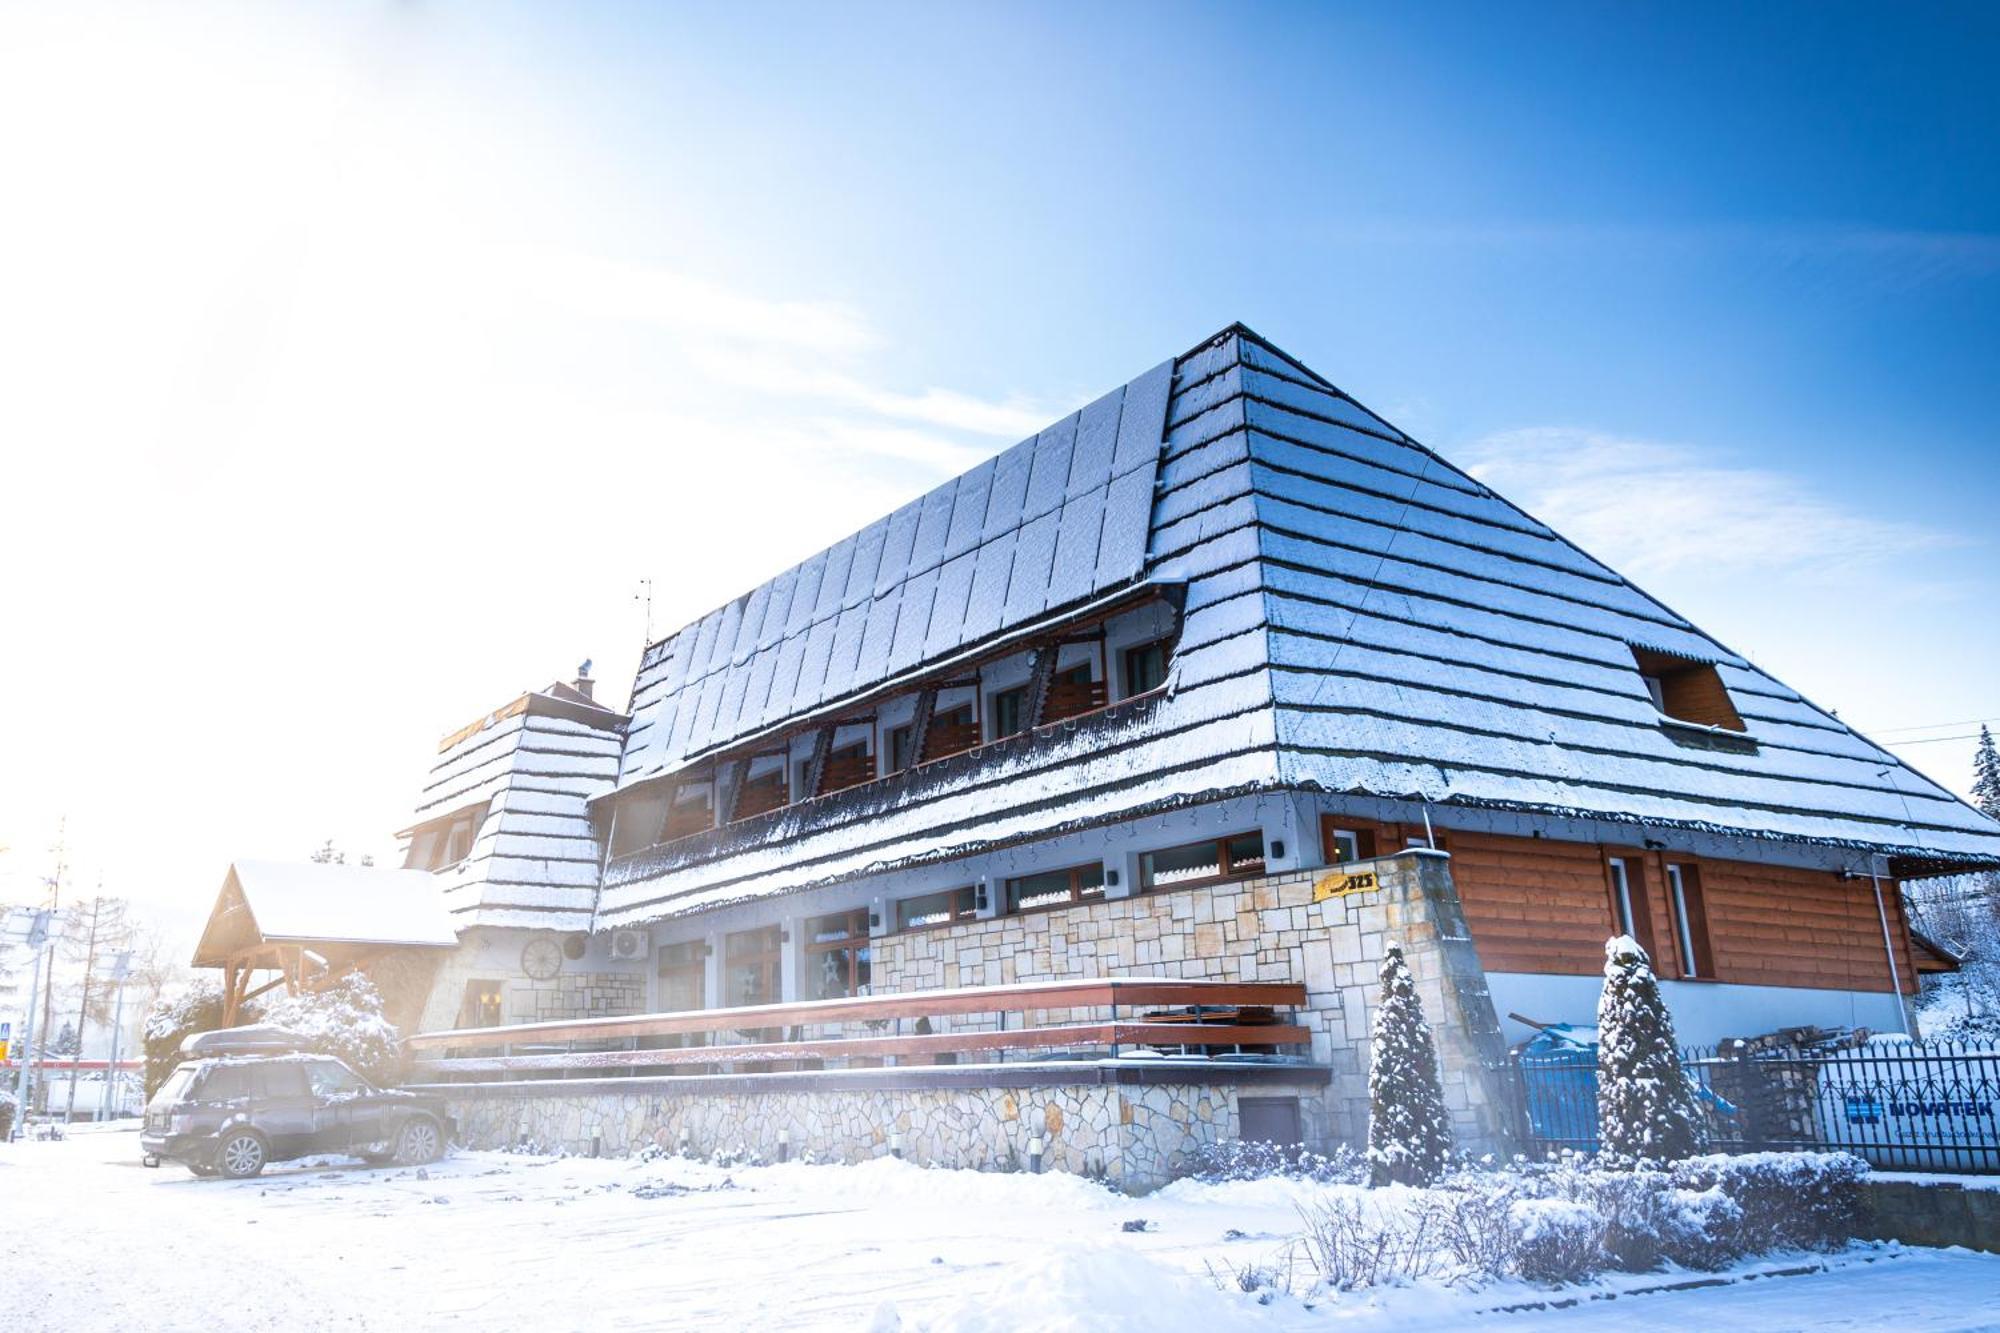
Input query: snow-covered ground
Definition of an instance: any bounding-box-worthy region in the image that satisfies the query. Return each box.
[5,1128,2000,1331]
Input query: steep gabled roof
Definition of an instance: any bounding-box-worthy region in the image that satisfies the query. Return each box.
[193,861,457,967]
[594,323,2000,926]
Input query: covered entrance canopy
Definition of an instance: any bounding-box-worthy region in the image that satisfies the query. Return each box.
[193,861,459,1024]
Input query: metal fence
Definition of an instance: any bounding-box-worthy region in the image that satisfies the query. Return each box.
[1505,1039,2000,1174]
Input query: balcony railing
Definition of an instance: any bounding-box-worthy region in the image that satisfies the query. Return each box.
[404,977,1312,1082]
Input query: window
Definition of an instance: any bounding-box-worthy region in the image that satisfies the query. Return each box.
[254,1062,309,1099]
[197,1066,252,1102]
[609,788,669,857]
[897,886,978,931]
[1320,818,1378,865]
[458,979,504,1029]
[886,724,916,774]
[991,686,1028,740]
[1005,863,1106,913]
[820,740,874,795]
[663,782,715,840]
[656,940,707,1013]
[925,701,980,761]
[405,804,487,871]
[1043,661,1107,723]
[1665,862,1714,979]
[307,1060,366,1099]
[1122,640,1169,698]
[1140,832,1266,891]
[724,925,783,1007]
[806,909,871,1000]
[1629,647,1746,731]
[1605,856,1657,958]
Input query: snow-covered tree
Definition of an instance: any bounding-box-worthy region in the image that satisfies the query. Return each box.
[253,972,401,1083]
[1974,726,2000,821]
[47,1020,79,1056]
[1366,944,1452,1186]
[1597,935,1704,1162]
[143,978,225,1097]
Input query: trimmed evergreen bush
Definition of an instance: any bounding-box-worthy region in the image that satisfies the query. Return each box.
[1596,935,1704,1162]
[1367,943,1453,1186]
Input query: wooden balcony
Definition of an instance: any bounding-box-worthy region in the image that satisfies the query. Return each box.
[732,775,789,821]
[1042,677,1109,724]
[920,719,983,764]
[818,749,876,795]
[405,977,1311,1082]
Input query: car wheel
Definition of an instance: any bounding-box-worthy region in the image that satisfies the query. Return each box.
[217,1130,269,1179]
[393,1116,444,1166]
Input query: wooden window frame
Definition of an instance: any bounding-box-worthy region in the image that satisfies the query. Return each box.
[723,925,783,1008]
[990,685,1028,741]
[804,908,872,1000]
[1663,861,1715,980]
[1603,852,1659,962]
[1139,831,1268,893]
[1004,862,1108,915]
[1630,647,1747,732]
[1121,638,1170,700]
[896,886,979,932]
[1318,815,1380,866]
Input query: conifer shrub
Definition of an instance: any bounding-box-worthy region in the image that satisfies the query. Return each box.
[1367,944,1453,1186]
[142,979,226,1098]
[1596,935,1705,1163]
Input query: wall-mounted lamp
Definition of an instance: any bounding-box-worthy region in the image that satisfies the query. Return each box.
[1269,839,1286,860]
[1104,868,1120,888]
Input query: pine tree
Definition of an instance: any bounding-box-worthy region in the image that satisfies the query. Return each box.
[1596,935,1704,1163]
[1366,944,1453,1186]
[1973,726,2000,821]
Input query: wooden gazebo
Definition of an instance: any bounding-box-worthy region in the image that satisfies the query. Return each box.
[193,861,459,1025]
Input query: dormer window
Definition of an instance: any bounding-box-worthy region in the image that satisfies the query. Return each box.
[1630,647,1745,732]
[404,803,486,872]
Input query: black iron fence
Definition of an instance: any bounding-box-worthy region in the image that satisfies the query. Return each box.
[1504,1039,2000,1174]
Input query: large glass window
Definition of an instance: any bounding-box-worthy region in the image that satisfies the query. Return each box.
[1140,832,1266,891]
[886,724,916,774]
[1605,856,1657,958]
[990,686,1028,740]
[608,789,669,858]
[724,925,783,1008]
[896,886,978,931]
[806,909,871,1000]
[656,941,706,1012]
[1005,863,1106,913]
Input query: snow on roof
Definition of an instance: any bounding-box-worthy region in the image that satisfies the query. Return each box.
[209,861,459,954]
[594,322,2000,926]
[618,358,1174,784]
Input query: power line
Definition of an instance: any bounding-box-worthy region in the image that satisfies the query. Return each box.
[1881,732,1985,748]
[1867,715,2000,737]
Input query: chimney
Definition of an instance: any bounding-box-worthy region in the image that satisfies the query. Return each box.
[574,658,594,701]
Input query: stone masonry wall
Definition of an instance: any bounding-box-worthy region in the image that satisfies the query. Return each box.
[446,1075,1327,1193]
[873,851,1515,1154]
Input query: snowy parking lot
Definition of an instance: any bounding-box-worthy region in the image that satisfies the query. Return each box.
[5,1127,2000,1331]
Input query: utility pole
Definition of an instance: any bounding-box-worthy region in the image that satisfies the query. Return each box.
[10,910,53,1136]
[33,822,65,1122]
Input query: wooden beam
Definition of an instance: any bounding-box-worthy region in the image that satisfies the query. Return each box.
[715,755,749,825]
[1023,645,1058,731]
[411,1021,1313,1075]
[407,978,1309,1050]
[907,687,938,767]
[801,726,833,799]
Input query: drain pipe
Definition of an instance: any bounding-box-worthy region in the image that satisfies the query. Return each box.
[1864,855,1914,1036]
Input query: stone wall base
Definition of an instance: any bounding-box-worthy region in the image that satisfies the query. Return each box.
[439,1064,1330,1193]
[1861,1178,2000,1253]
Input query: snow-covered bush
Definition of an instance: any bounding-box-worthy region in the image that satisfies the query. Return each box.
[1509,1197,1603,1284]
[0,1086,17,1140]
[1177,1139,1366,1184]
[1671,1152,1870,1253]
[142,979,226,1098]
[1367,944,1453,1186]
[252,973,401,1084]
[1596,935,1704,1163]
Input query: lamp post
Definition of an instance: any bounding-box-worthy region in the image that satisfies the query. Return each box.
[97,951,134,1123]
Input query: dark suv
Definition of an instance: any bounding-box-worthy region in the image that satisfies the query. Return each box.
[141,1054,453,1179]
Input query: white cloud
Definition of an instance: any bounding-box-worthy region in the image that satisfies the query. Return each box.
[1458,427,1963,581]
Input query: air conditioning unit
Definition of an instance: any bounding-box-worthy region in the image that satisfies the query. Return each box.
[608,929,650,962]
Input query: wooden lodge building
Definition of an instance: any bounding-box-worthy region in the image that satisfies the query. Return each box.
[359,324,2000,1168]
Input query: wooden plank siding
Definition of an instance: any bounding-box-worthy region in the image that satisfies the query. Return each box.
[1431,827,1919,995]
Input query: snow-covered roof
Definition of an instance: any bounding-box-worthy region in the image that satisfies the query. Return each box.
[618,359,1174,784]
[193,861,459,966]
[592,323,2000,927]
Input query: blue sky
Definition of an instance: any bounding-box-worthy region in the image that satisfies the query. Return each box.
[1,1,1995,924]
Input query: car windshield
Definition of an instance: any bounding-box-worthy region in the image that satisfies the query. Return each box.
[148,1065,198,1109]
